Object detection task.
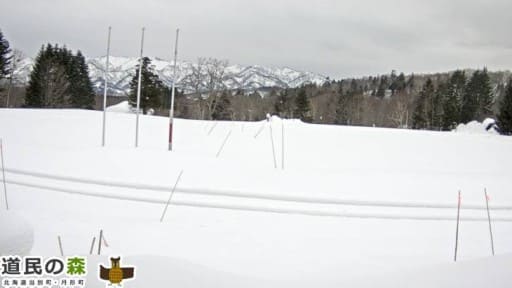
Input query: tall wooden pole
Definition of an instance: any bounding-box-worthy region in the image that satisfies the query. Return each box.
[135,27,145,148]
[454,190,461,262]
[168,28,180,151]
[484,188,495,256]
[101,26,111,147]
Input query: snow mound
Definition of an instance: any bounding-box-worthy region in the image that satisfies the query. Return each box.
[106,101,132,113]
[454,118,499,135]
[0,211,34,256]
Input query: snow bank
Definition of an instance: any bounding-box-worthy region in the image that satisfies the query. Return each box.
[362,254,512,288]
[0,211,34,256]
[106,101,132,113]
[454,118,499,134]
[81,254,512,288]
[1,109,512,287]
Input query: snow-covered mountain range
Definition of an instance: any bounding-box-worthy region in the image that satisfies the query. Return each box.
[13,56,328,95]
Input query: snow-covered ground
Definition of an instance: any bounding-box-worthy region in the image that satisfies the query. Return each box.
[1,108,512,287]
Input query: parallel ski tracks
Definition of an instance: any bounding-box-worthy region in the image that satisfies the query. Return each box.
[3,167,512,221]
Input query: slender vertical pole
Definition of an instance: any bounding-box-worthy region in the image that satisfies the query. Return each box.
[135,27,145,148]
[101,26,111,147]
[58,236,64,256]
[0,139,8,210]
[254,122,265,138]
[281,121,285,170]
[216,130,232,158]
[484,188,495,256]
[269,123,277,169]
[207,122,218,136]
[89,237,96,255]
[97,229,103,255]
[160,170,184,222]
[169,28,180,151]
[454,190,461,262]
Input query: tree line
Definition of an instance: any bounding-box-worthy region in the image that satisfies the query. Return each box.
[1,29,512,135]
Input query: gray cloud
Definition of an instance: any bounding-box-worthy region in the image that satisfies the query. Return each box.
[1,0,511,78]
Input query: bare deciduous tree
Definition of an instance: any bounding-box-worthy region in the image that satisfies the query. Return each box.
[204,58,228,119]
[182,57,228,119]
[389,92,411,128]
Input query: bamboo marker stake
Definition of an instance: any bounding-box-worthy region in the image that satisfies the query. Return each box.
[216,130,232,158]
[454,191,461,262]
[58,236,64,256]
[97,229,103,255]
[281,121,285,170]
[160,170,185,222]
[89,236,96,255]
[269,124,277,168]
[254,123,265,138]
[484,188,495,256]
[208,122,218,136]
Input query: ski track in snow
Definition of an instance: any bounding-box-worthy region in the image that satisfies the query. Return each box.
[2,109,512,287]
[4,167,512,210]
[3,174,512,222]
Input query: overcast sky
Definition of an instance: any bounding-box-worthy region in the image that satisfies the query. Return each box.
[1,0,511,78]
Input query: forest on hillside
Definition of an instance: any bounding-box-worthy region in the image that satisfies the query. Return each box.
[1,30,512,134]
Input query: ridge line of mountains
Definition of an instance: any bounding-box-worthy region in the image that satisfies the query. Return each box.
[12,56,328,96]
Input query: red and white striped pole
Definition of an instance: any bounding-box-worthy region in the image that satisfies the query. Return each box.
[169,28,180,151]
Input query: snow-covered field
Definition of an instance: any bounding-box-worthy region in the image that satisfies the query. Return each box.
[1,108,512,287]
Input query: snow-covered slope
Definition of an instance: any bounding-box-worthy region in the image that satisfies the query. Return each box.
[14,56,328,95]
[1,108,512,287]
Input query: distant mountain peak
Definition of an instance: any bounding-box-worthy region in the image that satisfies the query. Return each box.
[14,56,328,96]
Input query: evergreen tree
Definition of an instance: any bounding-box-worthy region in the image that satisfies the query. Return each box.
[442,70,466,130]
[26,44,70,107]
[68,51,95,109]
[335,83,351,124]
[431,82,446,130]
[476,68,494,120]
[390,72,406,95]
[25,44,95,108]
[461,69,494,123]
[406,73,416,94]
[274,89,292,118]
[412,78,434,129]
[211,90,232,120]
[497,79,512,135]
[128,57,164,113]
[0,29,11,79]
[376,76,388,98]
[348,79,362,96]
[294,87,312,122]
